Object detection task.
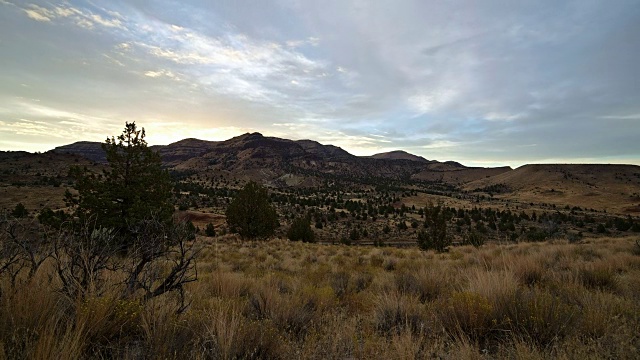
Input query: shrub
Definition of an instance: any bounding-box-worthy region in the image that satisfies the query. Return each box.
[287,216,315,243]
[417,203,450,252]
[205,222,216,237]
[373,292,426,336]
[226,181,278,239]
[349,228,360,242]
[37,207,68,229]
[439,291,494,341]
[579,265,620,292]
[395,269,446,302]
[463,230,485,248]
[11,203,28,218]
[501,287,579,347]
[330,271,351,298]
[522,227,549,242]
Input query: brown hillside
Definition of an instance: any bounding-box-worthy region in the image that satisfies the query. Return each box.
[48,133,514,187]
[369,150,430,163]
[465,164,640,214]
[0,151,97,213]
[412,166,512,184]
[152,138,218,165]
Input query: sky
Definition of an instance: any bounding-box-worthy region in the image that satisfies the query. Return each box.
[1,0,639,167]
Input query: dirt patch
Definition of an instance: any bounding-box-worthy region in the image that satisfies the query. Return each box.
[175,211,225,227]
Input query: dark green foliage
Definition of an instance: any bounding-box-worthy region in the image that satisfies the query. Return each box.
[349,228,360,242]
[464,230,485,248]
[226,181,279,239]
[37,207,68,229]
[205,222,216,237]
[614,216,632,232]
[417,203,450,252]
[11,203,28,218]
[287,216,315,243]
[185,220,197,240]
[522,227,550,242]
[65,122,173,242]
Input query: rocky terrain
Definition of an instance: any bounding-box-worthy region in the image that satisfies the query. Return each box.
[4,131,638,220]
[52,132,511,185]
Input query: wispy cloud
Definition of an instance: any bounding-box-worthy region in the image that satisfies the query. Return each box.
[601,113,640,120]
[130,27,329,105]
[18,2,126,30]
[23,4,53,21]
[143,69,180,80]
[1,0,639,166]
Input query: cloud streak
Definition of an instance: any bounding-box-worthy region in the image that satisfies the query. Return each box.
[0,0,638,167]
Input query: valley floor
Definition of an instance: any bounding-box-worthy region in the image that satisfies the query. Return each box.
[2,236,640,359]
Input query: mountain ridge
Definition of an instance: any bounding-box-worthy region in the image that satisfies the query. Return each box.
[370,150,430,163]
[4,131,636,214]
[50,132,515,187]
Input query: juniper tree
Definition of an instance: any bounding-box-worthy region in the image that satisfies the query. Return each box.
[65,122,173,245]
[226,181,278,239]
[417,202,450,252]
[287,216,315,243]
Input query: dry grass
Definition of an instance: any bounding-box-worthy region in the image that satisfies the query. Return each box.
[1,235,639,359]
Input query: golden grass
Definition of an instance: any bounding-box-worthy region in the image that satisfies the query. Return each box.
[1,235,639,358]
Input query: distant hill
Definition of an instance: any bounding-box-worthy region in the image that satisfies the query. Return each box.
[296,139,354,159]
[47,132,638,209]
[466,164,640,214]
[52,138,220,165]
[151,138,218,165]
[412,166,512,185]
[15,134,640,214]
[50,132,491,186]
[370,150,430,163]
[52,141,105,163]
[0,150,98,211]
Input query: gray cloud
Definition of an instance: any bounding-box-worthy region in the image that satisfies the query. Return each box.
[0,0,638,167]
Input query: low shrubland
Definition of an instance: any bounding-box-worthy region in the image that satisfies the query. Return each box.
[1,232,639,359]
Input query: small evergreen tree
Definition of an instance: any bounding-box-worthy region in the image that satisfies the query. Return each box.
[205,222,216,237]
[287,216,315,243]
[417,202,450,252]
[11,203,28,218]
[349,228,360,242]
[226,181,278,239]
[37,207,68,229]
[463,230,485,248]
[65,122,173,244]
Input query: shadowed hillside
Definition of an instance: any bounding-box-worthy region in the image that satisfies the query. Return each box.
[52,133,492,186]
[370,150,430,163]
[47,135,640,215]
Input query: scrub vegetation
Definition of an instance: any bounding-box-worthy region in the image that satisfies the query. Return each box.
[1,124,639,358]
[1,232,639,358]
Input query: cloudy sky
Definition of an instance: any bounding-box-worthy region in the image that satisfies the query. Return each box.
[1,0,639,167]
